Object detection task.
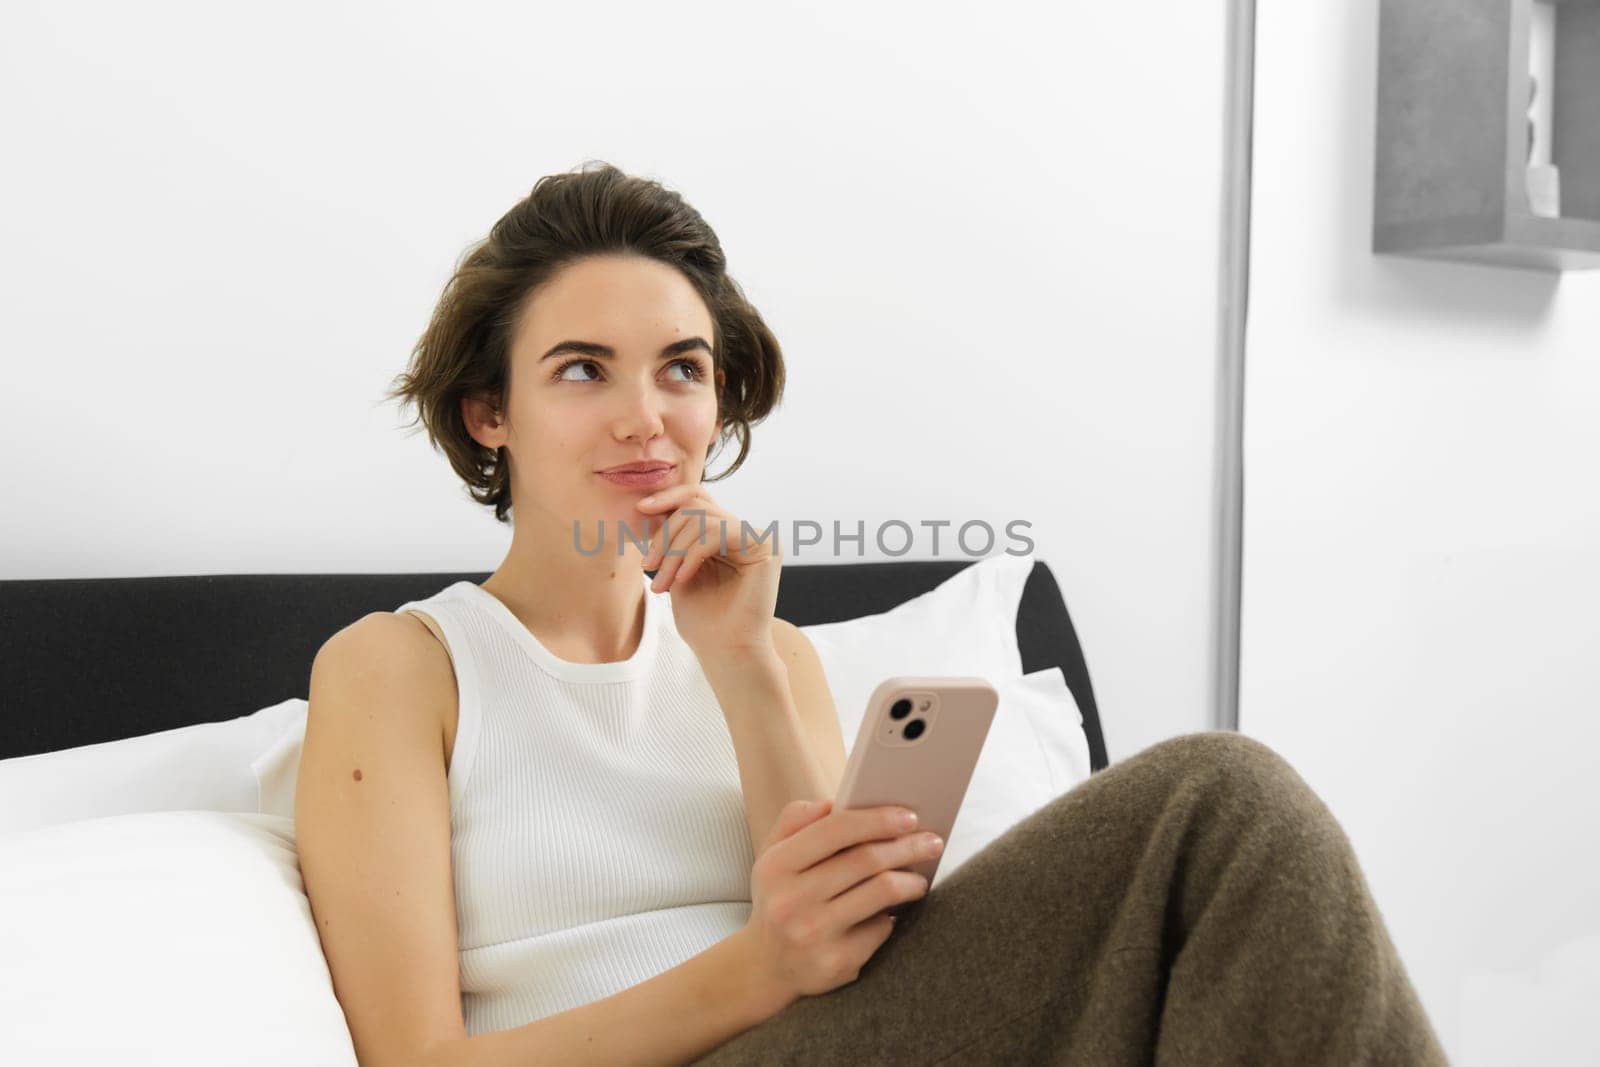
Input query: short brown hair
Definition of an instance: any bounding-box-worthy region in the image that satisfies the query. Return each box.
[384,161,786,524]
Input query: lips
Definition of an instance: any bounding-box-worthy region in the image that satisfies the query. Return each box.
[600,461,673,474]
[598,464,676,490]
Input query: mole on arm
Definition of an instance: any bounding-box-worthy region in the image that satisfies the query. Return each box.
[352,768,363,782]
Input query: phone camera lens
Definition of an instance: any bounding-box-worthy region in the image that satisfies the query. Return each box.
[890,698,912,720]
[904,719,926,740]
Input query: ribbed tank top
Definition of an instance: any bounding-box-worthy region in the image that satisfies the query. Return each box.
[392,570,756,1036]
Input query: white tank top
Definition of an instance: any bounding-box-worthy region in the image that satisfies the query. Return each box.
[393,571,756,1035]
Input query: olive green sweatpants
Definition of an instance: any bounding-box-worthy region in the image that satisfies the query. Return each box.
[692,731,1448,1065]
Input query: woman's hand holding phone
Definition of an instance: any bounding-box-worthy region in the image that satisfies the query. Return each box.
[737,796,943,1016]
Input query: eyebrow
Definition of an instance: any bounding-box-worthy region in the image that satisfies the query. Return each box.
[538,337,712,363]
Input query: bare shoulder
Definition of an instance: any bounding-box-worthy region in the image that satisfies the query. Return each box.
[317,610,459,769]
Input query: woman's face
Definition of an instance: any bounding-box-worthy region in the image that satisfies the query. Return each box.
[487,253,724,542]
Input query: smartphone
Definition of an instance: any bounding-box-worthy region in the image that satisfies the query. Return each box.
[833,676,999,913]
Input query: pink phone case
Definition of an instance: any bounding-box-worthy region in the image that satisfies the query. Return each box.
[833,676,999,910]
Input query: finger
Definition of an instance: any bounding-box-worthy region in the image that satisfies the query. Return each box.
[643,512,673,571]
[715,513,774,567]
[805,828,933,904]
[645,503,701,571]
[634,484,691,512]
[761,798,832,854]
[654,538,700,592]
[643,496,711,571]
[666,545,704,591]
[653,509,718,590]
[826,868,928,932]
[635,483,712,513]
[671,517,736,589]
[648,515,691,589]
[672,539,723,589]
[842,908,899,959]
[774,804,911,875]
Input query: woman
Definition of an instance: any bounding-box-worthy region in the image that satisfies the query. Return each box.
[295,161,1447,1066]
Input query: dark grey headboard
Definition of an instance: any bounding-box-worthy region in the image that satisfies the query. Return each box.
[0,558,1108,770]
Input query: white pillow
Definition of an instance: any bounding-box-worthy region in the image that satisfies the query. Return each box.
[932,666,1092,887]
[0,698,307,837]
[253,700,309,819]
[800,552,1034,739]
[0,810,357,1066]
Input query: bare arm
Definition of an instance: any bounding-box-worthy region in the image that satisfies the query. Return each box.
[700,617,848,857]
[298,616,784,1067]
[419,928,783,1067]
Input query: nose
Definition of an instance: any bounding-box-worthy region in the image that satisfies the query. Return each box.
[614,378,666,445]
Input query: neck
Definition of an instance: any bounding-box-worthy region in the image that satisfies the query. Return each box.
[481,508,651,664]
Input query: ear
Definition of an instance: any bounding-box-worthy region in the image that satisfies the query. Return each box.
[461,393,506,449]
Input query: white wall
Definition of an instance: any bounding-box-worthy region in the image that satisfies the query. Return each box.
[1244,3,1600,1064]
[0,0,1230,762]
